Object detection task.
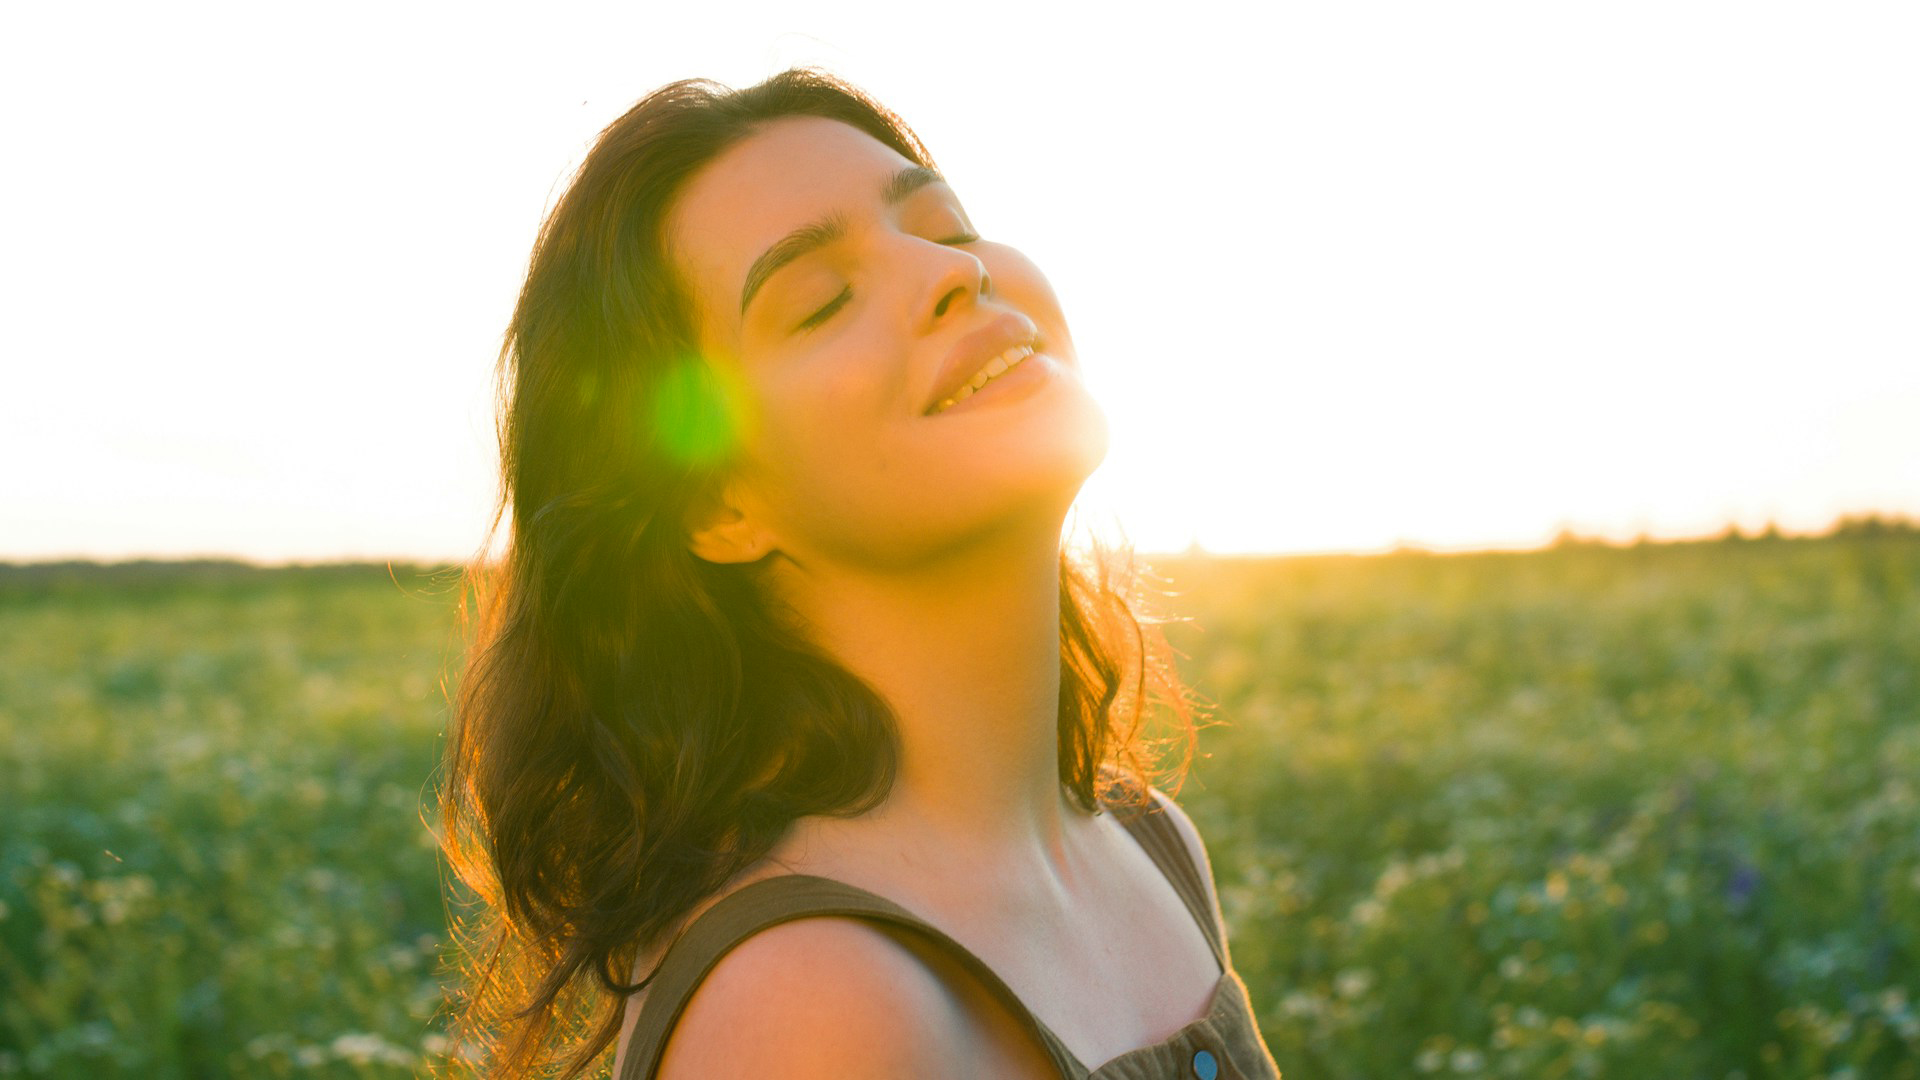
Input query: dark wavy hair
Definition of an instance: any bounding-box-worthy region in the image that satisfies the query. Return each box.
[433,66,1210,1079]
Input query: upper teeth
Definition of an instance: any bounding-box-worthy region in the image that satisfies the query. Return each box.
[933,344,1035,413]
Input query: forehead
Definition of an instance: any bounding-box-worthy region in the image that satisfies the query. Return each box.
[666,115,917,348]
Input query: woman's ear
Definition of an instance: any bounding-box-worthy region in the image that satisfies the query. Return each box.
[684,482,775,565]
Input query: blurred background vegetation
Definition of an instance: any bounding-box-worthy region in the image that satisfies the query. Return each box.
[2,519,1915,1077]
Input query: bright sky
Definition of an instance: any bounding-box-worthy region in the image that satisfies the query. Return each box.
[3,1,1914,561]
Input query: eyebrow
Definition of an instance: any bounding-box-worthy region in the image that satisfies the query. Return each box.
[738,165,949,319]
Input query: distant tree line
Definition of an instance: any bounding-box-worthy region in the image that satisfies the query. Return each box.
[1550,511,1920,550]
[3,514,1916,585]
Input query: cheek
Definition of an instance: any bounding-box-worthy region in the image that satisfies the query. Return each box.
[752,405,916,549]
[752,354,899,485]
[989,251,1068,324]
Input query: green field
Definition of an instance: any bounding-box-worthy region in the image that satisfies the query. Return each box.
[3,530,1916,1077]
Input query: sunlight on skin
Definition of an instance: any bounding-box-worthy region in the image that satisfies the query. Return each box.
[652,356,756,467]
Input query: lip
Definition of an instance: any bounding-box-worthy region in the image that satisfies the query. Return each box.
[923,312,1041,416]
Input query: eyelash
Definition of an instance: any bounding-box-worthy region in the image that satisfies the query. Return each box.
[798,231,983,332]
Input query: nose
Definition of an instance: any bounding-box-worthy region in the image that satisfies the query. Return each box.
[921,241,991,325]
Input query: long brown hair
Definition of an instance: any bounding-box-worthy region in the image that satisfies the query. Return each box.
[434,66,1209,1079]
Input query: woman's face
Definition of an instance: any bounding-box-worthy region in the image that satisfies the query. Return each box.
[665,115,1109,571]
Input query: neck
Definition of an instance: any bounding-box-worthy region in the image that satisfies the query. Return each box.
[766,514,1086,876]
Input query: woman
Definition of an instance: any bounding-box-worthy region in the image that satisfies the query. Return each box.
[437,67,1280,1080]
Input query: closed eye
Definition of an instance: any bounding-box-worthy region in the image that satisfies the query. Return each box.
[797,286,851,331]
[796,231,983,333]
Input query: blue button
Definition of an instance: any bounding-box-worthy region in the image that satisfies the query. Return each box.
[1192,1048,1218,1080]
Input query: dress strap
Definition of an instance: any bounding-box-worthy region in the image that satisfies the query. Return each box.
[618,874,1085,1080]
[1097,765,1228,970]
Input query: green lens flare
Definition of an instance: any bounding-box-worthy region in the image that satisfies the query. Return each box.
[652,358,742,465]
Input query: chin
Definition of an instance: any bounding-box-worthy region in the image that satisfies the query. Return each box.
[1007,391,1111,511]
[1054,380,1112,475]
[1079,398,1112,469]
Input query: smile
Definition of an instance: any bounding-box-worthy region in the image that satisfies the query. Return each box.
[929,344,1035,415]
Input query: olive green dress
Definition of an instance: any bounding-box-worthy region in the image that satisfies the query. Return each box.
[618,770,1282,1080]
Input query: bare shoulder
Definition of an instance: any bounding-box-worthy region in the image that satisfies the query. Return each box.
[651,915,974,1080]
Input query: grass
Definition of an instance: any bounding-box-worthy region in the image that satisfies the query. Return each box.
[0,564,460,1077]
[2,529,1915,1077]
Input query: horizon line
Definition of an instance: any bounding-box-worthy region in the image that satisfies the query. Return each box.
[5,512,1914,571]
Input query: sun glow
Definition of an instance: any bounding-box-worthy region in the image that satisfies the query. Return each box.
[2,2,1914,561]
